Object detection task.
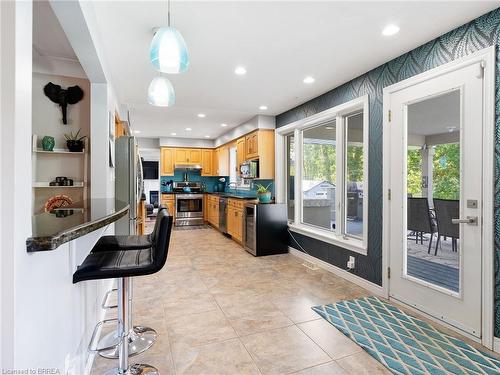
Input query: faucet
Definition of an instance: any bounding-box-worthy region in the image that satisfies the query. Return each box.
[227,182,238,192]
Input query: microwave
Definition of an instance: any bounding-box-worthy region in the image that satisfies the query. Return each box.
[240,159,259,179]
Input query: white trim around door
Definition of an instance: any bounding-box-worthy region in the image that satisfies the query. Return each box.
[382,45,496,349]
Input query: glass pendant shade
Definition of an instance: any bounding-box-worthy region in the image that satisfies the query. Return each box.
[147,76,175,107]
[150,27,189,74]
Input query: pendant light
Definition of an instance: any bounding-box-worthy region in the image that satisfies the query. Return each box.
[147,75,175,107]
[150,0,189,74]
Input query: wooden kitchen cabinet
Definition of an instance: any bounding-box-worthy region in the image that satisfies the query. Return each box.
[137,200,146,235]
[218,145,229,176]
[188,149,201,163]
[161,194,175,218]
[236,137,246,169]
[201,149,213,176]
[160,147,174,176]
[227,199,244,243]
[213,148,220,175]
[244,130,275,179]
[207,195,219,228]
[174,148,201,164]
[245,131,259,159]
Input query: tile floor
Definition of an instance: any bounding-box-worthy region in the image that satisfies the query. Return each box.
[91,224,495,374]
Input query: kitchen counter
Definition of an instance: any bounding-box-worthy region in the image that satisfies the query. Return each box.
[27,199,129,252]
[205,192,258,200]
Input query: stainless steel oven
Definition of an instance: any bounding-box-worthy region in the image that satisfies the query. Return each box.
[175,194,204,226]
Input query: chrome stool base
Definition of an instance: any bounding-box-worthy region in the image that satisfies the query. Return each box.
[99,326,157,359]
[102,364,159,375]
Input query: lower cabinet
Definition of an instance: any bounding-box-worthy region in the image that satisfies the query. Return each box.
[206,195,219,228]
[227,199,244,243]
[160,194,175,219]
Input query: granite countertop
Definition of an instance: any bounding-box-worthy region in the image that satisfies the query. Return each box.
[161,191,258,199]
[205,192,258,200]
[27,199,129,252]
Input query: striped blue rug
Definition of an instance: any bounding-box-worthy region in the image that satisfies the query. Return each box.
[312,296,500,374]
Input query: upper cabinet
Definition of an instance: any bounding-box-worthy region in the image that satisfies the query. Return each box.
[201,149,213,176]
[218,145,229,176]
[245,131,259,159]
[160,147,175,176]
[236,137,246,168]
[159,130,274,178]
[213,148,220,175]
[245,130,275,179]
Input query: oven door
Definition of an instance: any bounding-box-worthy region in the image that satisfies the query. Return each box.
[175,194,204,226]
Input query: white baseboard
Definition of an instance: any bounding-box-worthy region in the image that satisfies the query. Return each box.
[494,337,500,354]
[84,279,115,375]
[288,246,384,297]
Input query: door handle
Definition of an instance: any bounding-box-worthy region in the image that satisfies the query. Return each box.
[452,216,478,225]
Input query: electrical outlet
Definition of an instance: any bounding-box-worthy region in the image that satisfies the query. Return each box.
[347,256,355,270]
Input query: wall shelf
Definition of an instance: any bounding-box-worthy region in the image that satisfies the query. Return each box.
[32,135,89,213]
[34,148,85,155]
[33,182,85,188]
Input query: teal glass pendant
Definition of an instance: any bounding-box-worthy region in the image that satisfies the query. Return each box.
[150,27,189,74]
[148,76,175,107]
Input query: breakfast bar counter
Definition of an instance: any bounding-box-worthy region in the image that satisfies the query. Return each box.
[27,199,129,252]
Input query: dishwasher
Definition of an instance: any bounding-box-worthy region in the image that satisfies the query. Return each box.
[218,197,228,234]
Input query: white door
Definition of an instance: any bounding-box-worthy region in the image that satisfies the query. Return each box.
[387,61,484,337]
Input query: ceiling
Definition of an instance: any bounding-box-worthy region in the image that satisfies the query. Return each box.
[33,1,78,61]
[408,90,460,136]
[89,1,498,139]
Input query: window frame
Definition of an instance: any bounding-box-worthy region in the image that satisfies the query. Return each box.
[276,95,369,255]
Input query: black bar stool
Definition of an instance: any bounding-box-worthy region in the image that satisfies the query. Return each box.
[74,209,173,375]
[92,207,167,358]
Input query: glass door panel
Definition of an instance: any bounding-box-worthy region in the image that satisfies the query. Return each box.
[405,89,461,293]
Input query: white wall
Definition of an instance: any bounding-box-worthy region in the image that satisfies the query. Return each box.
[0,1,32,369]
[0,1,118,373]
[214,114,275,147]
[32,73,91,213]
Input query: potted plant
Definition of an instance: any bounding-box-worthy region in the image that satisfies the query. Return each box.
[255,182,272,203]
[64,129,87,152]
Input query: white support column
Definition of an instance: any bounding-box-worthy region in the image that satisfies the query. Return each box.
[0,0,33,369]
[420,146,435,206]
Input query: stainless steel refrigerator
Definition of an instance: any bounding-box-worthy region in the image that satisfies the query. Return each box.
[115,136,143,235]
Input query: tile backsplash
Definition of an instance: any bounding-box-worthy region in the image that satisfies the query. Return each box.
[160,170,274,196]
[160,170,227,193]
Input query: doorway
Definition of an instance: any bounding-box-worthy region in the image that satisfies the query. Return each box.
[383,47,495,345]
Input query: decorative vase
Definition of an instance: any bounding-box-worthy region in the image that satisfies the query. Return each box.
[66,140,84,152]
[258,191,272,203]
[42,136,55,151]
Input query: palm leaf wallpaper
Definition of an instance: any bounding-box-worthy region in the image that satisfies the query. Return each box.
[276,8,500,336]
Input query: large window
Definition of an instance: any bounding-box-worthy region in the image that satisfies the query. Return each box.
[278,96,368,254]
[302,121,336,231]
[286,135,295,221]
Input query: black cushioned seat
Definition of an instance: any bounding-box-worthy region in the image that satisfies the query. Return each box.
[73,209,173,284]
[91,207,167,252]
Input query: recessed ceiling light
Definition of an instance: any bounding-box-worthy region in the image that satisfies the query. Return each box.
[204,135,210,138]
[325,126,334,130]
[382,24,400,36]
[185,127,192,131]
[220,123,228,127]
[171,132,177,136]
[197,113,206,118]
[259,105,268,110]
[234,66,247,75]
[303,76,315,84]
[133,130,141,134]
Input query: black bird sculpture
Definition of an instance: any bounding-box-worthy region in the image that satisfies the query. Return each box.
[43,82,84,125]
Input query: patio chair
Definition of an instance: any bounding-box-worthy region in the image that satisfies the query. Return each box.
[407,197,437,253]
[433,199,459,255]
